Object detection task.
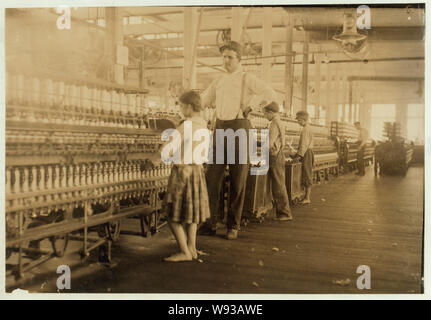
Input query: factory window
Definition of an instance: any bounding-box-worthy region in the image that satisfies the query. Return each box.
[370,104,396,141]
[346,105,351,123]
[307,104,316,123]
[337,104,349,122]
[319,108,326,126]
[338,104,343,122]
[355,104,360,123]
[307,105,326,126]
[407,104,424,145]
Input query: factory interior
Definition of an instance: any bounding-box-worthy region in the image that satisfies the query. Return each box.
[4,5,425,294]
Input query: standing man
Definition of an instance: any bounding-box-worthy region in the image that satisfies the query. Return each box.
[263,102,293,221]
[354,121,369,176]
[200,41,277,240]
[291,111,314,205]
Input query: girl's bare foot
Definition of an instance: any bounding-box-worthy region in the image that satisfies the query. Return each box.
[188,246,198,259]
[163,252,193,262]
[301,199,311,205]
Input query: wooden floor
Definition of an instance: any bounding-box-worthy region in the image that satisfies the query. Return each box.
[9,165,424,294]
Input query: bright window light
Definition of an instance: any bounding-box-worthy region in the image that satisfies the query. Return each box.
[407,104,424,144]
[370,104,396,141]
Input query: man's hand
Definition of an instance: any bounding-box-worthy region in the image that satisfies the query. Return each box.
[243,106,252,119]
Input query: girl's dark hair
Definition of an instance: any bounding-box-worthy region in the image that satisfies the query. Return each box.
[179,90,202,112]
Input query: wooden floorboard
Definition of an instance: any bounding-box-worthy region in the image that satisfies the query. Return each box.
[10,166,424,294]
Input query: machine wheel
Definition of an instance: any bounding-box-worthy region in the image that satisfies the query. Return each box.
[107,220,121,241]
[151,211,163,234]
[99,220,121,241]
[23,220,45,260]
[140,215,152,237]
[50,233,69,257]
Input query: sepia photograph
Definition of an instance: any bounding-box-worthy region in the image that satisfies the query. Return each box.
[2,2,426,296]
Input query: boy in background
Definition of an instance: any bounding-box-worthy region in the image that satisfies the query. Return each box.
[292,111,314,205]
[263,102,293,221]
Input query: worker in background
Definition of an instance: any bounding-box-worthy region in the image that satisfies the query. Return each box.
[263,102,293,221]
[200,40,277,240]
[291,111,314,205]
[354,121,369,176]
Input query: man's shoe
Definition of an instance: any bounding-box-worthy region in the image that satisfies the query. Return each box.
[197,226,217,236]
[226,229,238,240]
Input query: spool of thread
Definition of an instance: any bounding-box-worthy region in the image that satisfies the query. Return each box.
[22,168,29,193]
[86,164,91,185]
[93,163,99,184]
[80,164,86,186]
[67,165,73,188]
[107,162,112,183]
[122,162,127,181]
[39,166,45,190]
[12,168,20,193]
[133,162,139,180]
[6,168,11,194]
[31,166,37,191]
[53,165,60,189]
[46,166,52,190]
[103,162,109,183]
[73,165,79,187]
[60,165,67,188]
[98,163,104,184]
[119,163,124,182]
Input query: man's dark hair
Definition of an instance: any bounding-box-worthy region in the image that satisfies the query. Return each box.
[219,41,242,61]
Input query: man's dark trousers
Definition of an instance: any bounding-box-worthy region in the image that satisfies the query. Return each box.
[205,119,250,231]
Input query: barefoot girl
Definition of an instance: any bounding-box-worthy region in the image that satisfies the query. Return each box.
[161,90,210,262]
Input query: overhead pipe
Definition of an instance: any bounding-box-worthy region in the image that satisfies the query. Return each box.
[348,76,424,81]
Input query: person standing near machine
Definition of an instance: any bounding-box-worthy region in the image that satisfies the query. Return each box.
[200,41,277,240]
[354,121,369,176]
[161,91,210,262]
[263,102,293,221]
[291,111,314,205]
